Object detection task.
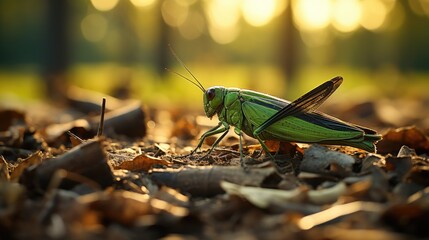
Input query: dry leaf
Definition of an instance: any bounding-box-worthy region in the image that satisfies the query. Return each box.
[221,181,346,208]
[377,126,429,155]
[221,181,303,208]
[77,190,152,225]
[115,153,171,171]
[307,182,347,205]
[10,151,43,181]
[0,156,10,180]
[265,140,280,152]
[0,109,26,131]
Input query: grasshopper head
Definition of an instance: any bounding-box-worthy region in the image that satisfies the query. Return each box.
[203,86,225,118]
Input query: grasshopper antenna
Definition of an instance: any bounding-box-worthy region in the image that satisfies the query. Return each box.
[168,44,206,92]
[165,68,205,92]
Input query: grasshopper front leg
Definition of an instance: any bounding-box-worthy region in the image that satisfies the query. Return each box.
[181,121,230,158]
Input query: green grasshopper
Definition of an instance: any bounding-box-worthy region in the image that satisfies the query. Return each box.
[170,52,382,171]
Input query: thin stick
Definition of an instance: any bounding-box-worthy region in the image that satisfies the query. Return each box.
[66,131,84,143]
[97,97,106,137]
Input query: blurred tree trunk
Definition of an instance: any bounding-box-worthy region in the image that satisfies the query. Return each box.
[277,3,299,95]
[396,1,429,72]
[156,1,170,78]
[113,0,138,99]
[117,0,138,66]
[44,0,69,101]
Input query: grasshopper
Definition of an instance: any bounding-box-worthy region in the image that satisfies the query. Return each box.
[170,51,382,172]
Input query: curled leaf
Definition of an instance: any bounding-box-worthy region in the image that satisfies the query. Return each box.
[115,153,171,172]
[221,181,302,208]
[307,182,347,205]
[10,151,43,181]
[221,181,346,208]
[377,126,429,155]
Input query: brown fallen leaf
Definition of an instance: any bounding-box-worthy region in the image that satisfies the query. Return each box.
[76,190,152,226]
[10,151,43,181]
[20,140,113,191]
[0,109,26,131]
[221,180,346,207]
[114,153,171,171]
[265,140,280,152]
[377,126,429,155]
[0,156,10,180]
[264,141,302,155]
[71,188,188,226]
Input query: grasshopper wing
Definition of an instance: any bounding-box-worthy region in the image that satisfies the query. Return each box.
[254,76,343,135]
[241,100,363,142]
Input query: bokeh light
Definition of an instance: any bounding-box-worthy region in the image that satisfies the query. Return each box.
[360,0,388,31]
[331,0,362,33]
[162,0,189,27]
[273,0,288,17]
[241,0,277,27]
[129,0,156,8]
[90,0,119,11]
[81,13,108,42]
[292,0,332,31]
[205,0,241,44]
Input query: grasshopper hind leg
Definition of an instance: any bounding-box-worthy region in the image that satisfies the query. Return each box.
[234,128,249,171]
[254,135,295,175]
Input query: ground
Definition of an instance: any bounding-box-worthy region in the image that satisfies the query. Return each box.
[0,88,429,239]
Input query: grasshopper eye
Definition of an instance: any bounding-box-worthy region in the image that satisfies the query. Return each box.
[206,88,216,101]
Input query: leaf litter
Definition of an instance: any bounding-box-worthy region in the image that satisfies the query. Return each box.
[0,88,429,239]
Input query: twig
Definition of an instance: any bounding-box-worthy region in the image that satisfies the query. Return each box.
[66,131,84,144]
[97,97,106,137]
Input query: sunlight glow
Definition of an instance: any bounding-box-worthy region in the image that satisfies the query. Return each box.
[241,0,277,27]
[360,0,388,31]
[161,0,188,27]
[274,0,288,17]
[205,0,241,44]
[208,24,240,44]
[90,0,119,11]
[130,0,156,8]
[81,14,108,42]
[292,0,332,31]
[153,0,398,43]
[205,0,241,29]
[332,0,362,32]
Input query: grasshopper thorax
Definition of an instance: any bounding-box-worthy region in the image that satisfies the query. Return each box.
[203,86,226,118]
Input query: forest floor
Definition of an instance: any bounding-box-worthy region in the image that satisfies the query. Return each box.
[1,86,429,240]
